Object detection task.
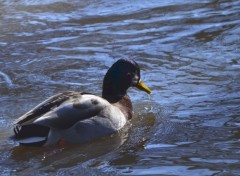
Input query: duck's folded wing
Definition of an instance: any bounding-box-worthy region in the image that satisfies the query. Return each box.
[14,91,79,125]
[32,94,109,130]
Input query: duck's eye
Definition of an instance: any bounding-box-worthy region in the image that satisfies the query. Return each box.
[127,73,132,77]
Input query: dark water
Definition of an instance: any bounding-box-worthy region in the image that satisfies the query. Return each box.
[0,0,240,175]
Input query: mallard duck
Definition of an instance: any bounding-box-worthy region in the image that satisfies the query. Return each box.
[11,59,151,146]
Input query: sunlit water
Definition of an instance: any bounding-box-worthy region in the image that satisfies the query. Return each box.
[0,0,240,175]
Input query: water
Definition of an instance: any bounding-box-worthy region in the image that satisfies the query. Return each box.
[0,0,240,175]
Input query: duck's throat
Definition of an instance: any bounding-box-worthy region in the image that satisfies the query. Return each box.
[102,84,128,103]
[102,92,125,103]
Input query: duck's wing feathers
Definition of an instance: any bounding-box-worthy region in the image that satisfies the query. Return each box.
[14,92,109,130]
[14,91,77,125]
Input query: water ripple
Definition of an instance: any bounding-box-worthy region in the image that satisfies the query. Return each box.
[0,71,13,88]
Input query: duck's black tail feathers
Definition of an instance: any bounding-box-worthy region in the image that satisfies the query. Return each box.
[11,124,50,147]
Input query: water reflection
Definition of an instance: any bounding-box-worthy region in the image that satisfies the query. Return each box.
[3,125,129,175]
[126,166,218,176]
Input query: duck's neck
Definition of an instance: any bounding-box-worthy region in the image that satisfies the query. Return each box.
[102,67,133,119]
[102,87,133,120]
[102,87,126,102]
[102,75,128,101]
[112,95,134,120]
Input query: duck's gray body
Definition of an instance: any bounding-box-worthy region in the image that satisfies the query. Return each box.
[13,92,127,146]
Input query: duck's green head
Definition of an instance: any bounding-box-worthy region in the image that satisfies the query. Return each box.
[102,59,151,99]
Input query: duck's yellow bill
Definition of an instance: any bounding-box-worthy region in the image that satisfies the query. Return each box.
[137,80,151,94]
